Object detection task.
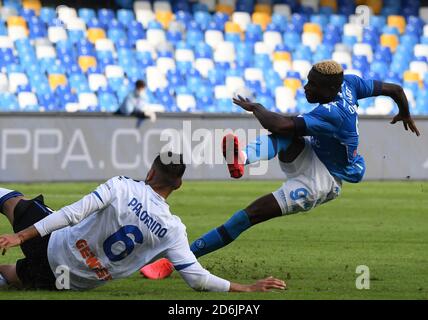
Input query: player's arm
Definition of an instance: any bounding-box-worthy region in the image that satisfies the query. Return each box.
[232,95,298,137]
[0,178,117,253]
[176,261,286,292]
[378,82,420,136]
[166,234,286,292]
[349,74,420,136]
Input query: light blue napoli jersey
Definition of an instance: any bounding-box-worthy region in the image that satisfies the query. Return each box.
[301,75,382,183]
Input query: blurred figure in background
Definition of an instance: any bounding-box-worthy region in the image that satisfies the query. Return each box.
[115,80,156,121]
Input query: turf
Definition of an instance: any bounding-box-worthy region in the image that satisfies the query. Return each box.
[0,181,427,300]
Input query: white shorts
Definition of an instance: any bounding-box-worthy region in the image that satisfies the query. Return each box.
[272,138,342,215]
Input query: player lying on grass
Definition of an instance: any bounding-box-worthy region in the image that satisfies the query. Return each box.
[0,152,285,292]
[141,60,421,279]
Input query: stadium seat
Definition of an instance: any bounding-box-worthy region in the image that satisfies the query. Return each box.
[78,92,98,110]
[48,74,67,91]
[176,93,196,112]
[78,56,97,73]
[252,12,271,31]
[232,12,251,31]
[87,28,106,43]
[380,34,399,52]
[88,73,108,91]
[387,15,406,34]
[275,86,296,113]
[18,91,38,109]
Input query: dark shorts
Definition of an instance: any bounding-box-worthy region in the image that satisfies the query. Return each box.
[13,195,57,290]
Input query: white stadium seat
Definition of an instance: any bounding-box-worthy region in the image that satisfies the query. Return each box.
[153,1,172,13]
[419,7,428,23]
[232,12,251,31]
[88,73,108,91]
[214,41,235,63]
[302,32,322,52]
[156,57,176,74]
[175,49,195,62]
[18,92,38,109]
[263,31,283,52]
[0,36,14,49]
[66,17,86,31]
[0,7,17,20]
[292,60,312,80]
[176,94,196,112]
[134,1,152,11]
[273,60,292,79]
[215,85,232,99]
[136,39,157,58]
[95,39,115,52]
[136,9,155,28]
[373,96,396,115]
[225,76,246,96]
[195,58,214,78]
[65,102,81,112]
[244,68,264,82]
[273,4,291,18]
[332,51,352,69]
[8,72,29,93]
[353,43,373,63]
[105,65,125,78]
[205,30,224,49]
[423,24,428,37]
[48,26,68,43]
[275,87,296,113]
[146,29,166,47]
[344,69,362,77]
[78,92,99,110]
[414,44,428,59]
[0,73,9,92]
[146,66,168,91]
[58,6,78,25]
[301,0,319,12]
[8,26,28,41]
[254,41,273,55]
[36,45,57,59]
[343,23,363,42]
[409,61,428,81]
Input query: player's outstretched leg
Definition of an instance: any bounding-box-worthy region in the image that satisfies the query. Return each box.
[222,133,292,179]
[140,193,282,279]
[189,193,282,257]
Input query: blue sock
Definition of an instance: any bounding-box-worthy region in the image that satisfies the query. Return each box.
[190,210,252,258]
[244,134,292,165]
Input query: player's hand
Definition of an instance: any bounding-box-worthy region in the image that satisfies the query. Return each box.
[232,95,262,113]
[0,234,23,255]
[390,113,420,136]
[249,276,287,292]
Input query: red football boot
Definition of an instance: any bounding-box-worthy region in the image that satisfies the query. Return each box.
[140,258,174,280]
[222,134,245,179]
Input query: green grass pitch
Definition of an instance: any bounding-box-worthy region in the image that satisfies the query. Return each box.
[0,181,427,300]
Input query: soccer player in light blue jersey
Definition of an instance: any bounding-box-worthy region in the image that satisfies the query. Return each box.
[141,60,420,279]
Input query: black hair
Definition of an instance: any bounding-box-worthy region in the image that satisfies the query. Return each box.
[152,152,186,185]
[135,80,146,89]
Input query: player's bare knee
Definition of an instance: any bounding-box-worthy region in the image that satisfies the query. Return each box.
[1,196,24,224]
